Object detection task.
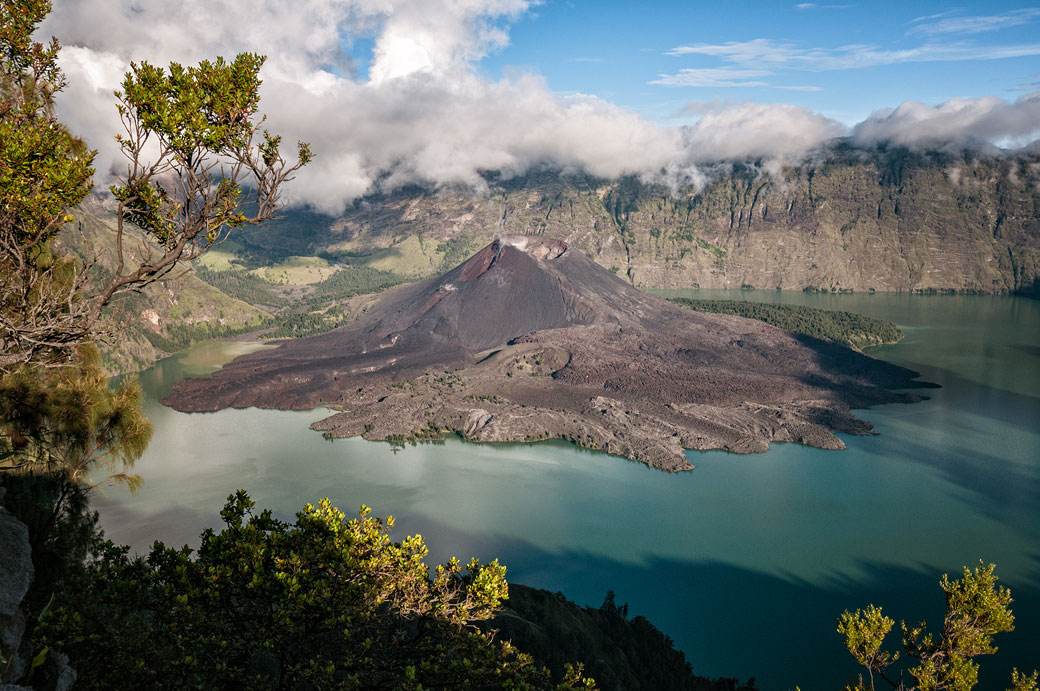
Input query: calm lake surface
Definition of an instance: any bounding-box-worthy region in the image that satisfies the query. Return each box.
[95,291,1040,690]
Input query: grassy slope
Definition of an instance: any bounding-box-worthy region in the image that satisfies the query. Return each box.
[57,202,420,373]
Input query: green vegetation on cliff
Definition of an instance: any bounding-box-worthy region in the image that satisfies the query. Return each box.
[193,265,289,309]
[56,207,269,373]
[192,262,410,342]
[668,298,903,350]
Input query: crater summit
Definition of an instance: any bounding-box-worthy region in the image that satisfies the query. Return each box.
[164,236,923,470]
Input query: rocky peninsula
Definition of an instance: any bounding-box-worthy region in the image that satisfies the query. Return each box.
[164,236,925,470]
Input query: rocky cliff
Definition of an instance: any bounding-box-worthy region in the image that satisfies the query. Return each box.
[251,146,1040,294]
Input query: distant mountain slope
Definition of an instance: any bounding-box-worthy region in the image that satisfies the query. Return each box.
[55,200,269,373]
[239,145,1040,295]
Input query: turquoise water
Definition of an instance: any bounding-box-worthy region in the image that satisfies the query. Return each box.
[94,293,1040,690]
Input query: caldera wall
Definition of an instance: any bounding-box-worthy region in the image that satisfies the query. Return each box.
[306,149,1040,294]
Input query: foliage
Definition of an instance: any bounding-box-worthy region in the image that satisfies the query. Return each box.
[0,471,101,612]
[0,344,152,489]
[98,53,311,310]
[437,234,482,272]
[1,0,300,476]
[190,263,407,344]
[37,491,595,690]
[668,298,903,350]
[306,264,408,303]
[838,562,1037,691]
[0,0,96,369]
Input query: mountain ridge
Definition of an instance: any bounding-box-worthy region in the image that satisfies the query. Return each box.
[238,146,1040,295]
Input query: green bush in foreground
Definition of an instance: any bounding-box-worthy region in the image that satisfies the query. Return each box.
[839,562,1037,691]
[36,491,595,690]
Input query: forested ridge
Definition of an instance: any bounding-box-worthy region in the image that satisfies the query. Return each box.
[667,298,904,350]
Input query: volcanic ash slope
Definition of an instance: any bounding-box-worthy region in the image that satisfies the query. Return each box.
[164,235,923,471]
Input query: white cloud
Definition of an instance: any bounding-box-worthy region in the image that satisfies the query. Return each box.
[663,37,1040,73]
[35,0,1040,213]
[793,3,852,10]
[650,67,771,87]
[681,101,846,162]
[852,93,1040,150]
[45,0,690,213]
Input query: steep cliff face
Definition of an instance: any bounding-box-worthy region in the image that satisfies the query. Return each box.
[280,148,1040,294]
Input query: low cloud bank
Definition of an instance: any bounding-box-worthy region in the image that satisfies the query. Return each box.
[852,93,1040,151]
[42,1,1040,213]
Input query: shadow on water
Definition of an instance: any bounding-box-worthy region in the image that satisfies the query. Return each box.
[89,492,1040,691]
[380,514,1040,691]
[843,362,1040,525]
[1011,343,1040,358]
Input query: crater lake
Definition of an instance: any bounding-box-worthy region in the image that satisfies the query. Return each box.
[94,291,1040,690]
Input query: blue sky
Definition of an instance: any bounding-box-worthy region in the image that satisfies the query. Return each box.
[475,1,1040,125]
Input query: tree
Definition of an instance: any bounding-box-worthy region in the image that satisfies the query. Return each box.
[4,7,592,689]
[838,562,1038,691]
[0,4,308,682]
[36,491,596,690]
[0,0,311,372]
[100,53,311,311]
[0,344,151,487]
[1,0,96,371]
[1,0,307,478]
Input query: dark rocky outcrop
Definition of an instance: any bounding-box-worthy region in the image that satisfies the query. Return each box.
[0,493,76,691]
[164,236,924,470]
[0,502,33,685]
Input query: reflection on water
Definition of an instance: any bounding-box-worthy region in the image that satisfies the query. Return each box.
[95,293,1040,691]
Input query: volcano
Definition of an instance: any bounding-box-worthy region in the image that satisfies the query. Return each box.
[164,235,922,470]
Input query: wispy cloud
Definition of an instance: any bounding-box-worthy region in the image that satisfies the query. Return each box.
[658,37,1040,87]
[908,8,1040,36]
[650,67,771,87]
[652,64,822,90]
[909,10,960,24]
[794,3,852,10]
[1013,74,1040,91]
